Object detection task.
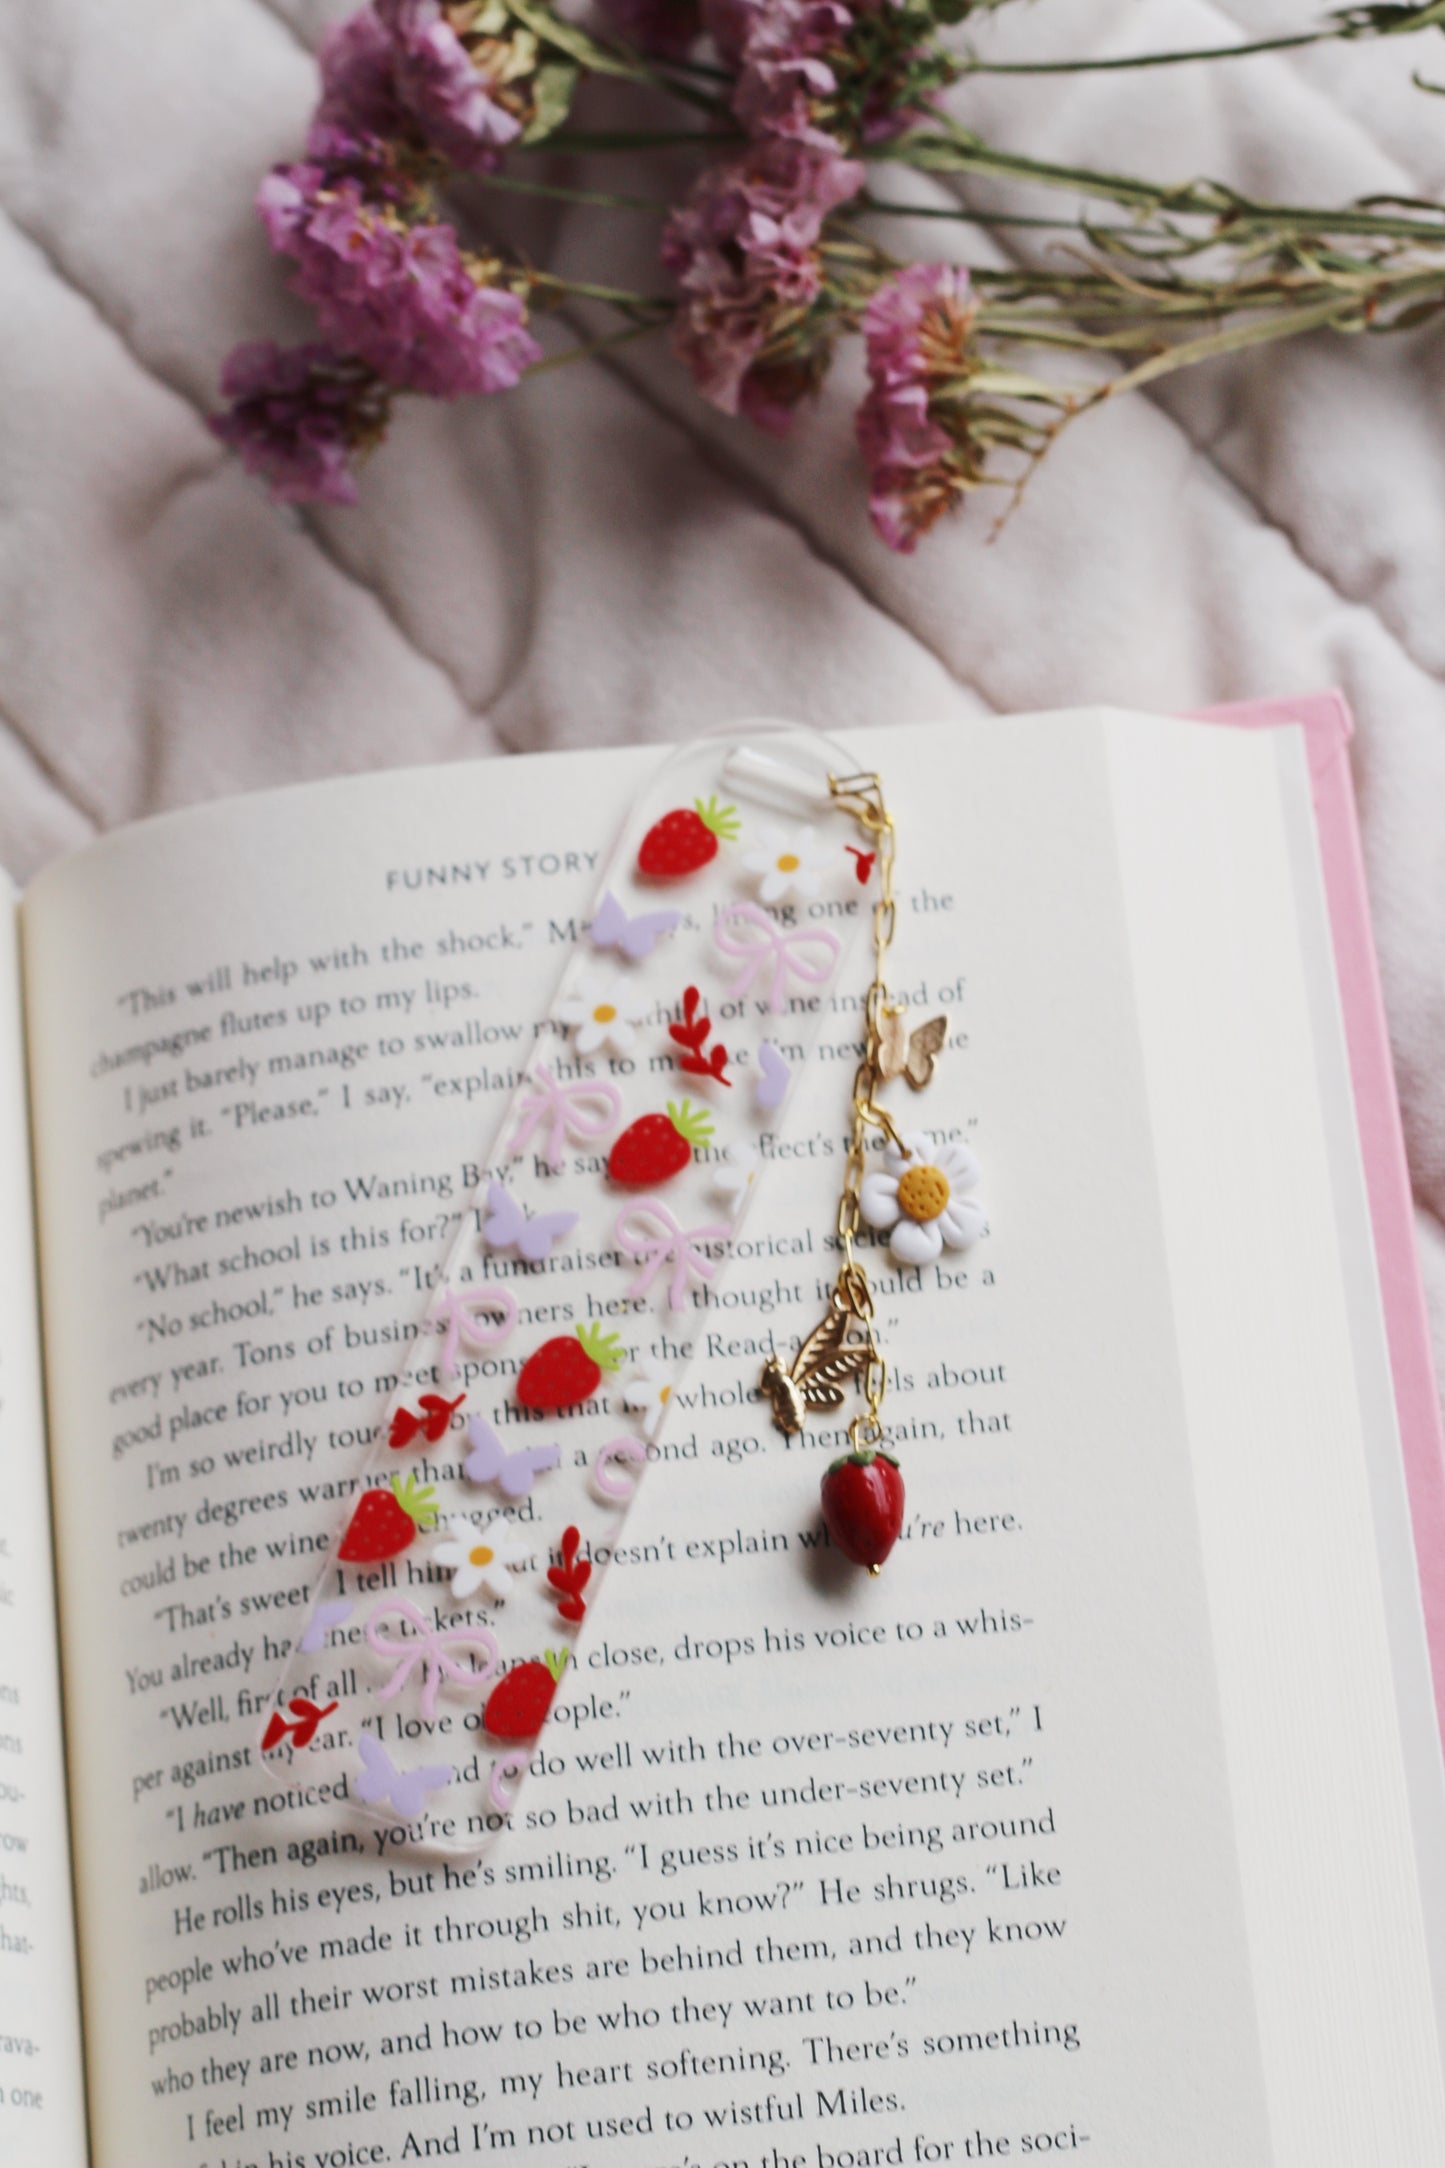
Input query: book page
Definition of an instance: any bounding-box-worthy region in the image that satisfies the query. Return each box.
[0,886,87,2167]
[18,719,1445,2167]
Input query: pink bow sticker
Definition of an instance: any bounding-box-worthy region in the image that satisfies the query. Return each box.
[365,1599,500,1722]
[432,1285,518,1381]
[509,1063,622,1171]
[613,1199,730,1313]
[713,903,840,1015]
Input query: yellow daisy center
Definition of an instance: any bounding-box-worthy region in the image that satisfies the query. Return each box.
[776,852,800,873]
[468,1544,495,1568]
[592,1002,617,1024]
[659,1384,671,1405]
[897,1165,950,1224]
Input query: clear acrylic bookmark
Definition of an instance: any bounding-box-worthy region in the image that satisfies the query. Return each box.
[261,721,873,1857]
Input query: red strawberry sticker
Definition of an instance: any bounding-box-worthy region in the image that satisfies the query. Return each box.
[609,1099,713,1187]
[546,1527,592,1624]
[516,1323,626,1412]
[636,796,740,881]
[389,1391,465,1449]
[484,1649,570,1739]
[338,1473,438,1562]
[819,1450,905,1572]
[669,987,731,1086]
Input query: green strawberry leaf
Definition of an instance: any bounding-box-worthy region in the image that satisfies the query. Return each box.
[392,1473,439,1530]
[576,1322,626,1374]
[543,1648,571,1683]
[695,795,741,842]
[667,1098,715,1150]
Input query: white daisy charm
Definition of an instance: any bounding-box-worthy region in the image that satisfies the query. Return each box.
[433,1515,531,1602]
[620,1357,675,1442]
[557,970,647,1059]
[859,1132,986,1268]
[712,1140,761,1220]
[742,825,834,905]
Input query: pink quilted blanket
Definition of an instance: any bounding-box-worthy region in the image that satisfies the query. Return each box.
[3,0,1445,1358]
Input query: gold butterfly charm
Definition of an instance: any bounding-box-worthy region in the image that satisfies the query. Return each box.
[758,1292,871,1436]
[876,1008,948,1091]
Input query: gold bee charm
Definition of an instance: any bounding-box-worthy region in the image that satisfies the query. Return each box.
[759,1291,872,1436]
[876,1008,948,1091]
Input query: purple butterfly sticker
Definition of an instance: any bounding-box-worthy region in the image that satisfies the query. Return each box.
[299,1598,354,1655]
[756,1040,790,1112]
[465,1415,562,1498]
[355,1732,454,1821]
[589,889,682,962]
[482,1181,578,1265]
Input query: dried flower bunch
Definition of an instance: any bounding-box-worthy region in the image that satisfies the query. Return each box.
[213,0,1445,549]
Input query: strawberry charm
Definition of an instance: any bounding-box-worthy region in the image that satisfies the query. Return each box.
[483,1649,571,1739]
[338,1473,439,1562]
[819,1450,905,1573]
[636,796,740,881]
[609,1099,714,1186]
[516,1323,626,1411]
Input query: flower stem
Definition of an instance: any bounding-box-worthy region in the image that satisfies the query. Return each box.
[529,269,676,308]
[524,127,740,152]
[892,122,1445,243]
[651,53,732,80]
[1095,279,1445,395]
[476,171,671,212]
[854,194,1089,232]
[956,0,1445,73]
[526,320,668,375]
[959,26,1352,75]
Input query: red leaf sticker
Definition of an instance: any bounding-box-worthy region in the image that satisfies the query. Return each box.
[261,1697,340,1753]
[668,986,731,1086]
[389,1391,466,1449]
[546,1525,593,1624]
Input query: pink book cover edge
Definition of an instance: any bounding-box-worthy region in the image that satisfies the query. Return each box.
[1193,690,1445,1738]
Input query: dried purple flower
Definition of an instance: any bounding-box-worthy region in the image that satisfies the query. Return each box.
[257,166,541,397]
[595,0,703,60]
[313,9,408,144]
[380,0,524,167]
[700,0,762,66]
[208,342,392,505]
[856,262,979,550]
[662,137,863,424]
[720,0,957,157]
[732,0,850,149]
[313,0,522,173]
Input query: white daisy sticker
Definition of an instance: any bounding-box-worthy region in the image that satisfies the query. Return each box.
[859,1132,986,1269]
[621,1357,675,1442]
[557,969,648,1058]
[433,1515,532,1602]
[712,1140,761,1220]
[742,825,834,906]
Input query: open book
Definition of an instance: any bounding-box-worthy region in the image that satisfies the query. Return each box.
[4,705,1445,2167]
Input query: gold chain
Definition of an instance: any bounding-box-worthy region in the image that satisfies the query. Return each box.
[827,771,905,1454]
